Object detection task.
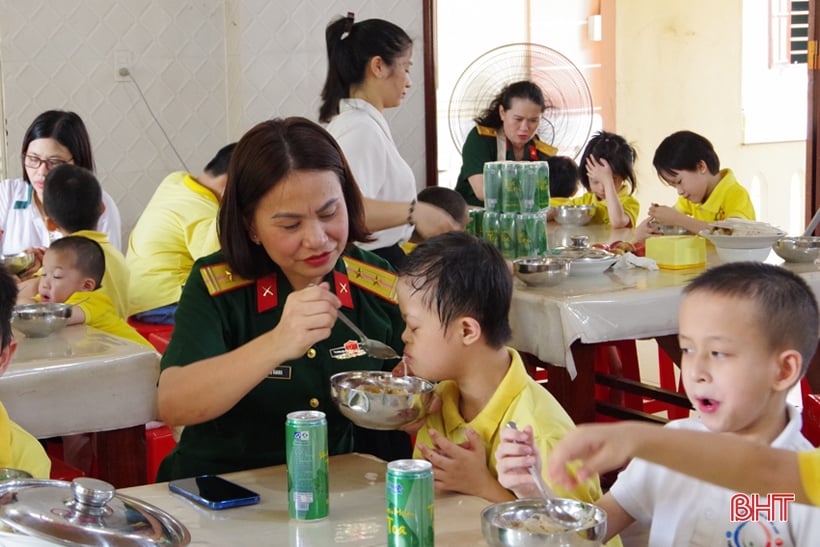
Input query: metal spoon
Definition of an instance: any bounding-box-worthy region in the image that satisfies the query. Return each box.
[337,312,401,360]
[506,421,587,528]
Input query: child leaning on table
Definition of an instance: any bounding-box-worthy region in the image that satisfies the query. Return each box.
[0,263,50,478]
[17,236,151,349]
[496,262,820,546]
[634,130,755,241]
[548,131,640,228]
[397,231,602,504]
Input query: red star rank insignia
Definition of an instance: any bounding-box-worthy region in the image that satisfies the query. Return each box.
[334,271,354,309]
[256,274,278,312]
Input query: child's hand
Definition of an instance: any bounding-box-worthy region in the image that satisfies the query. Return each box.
[416,428,495,498]
[585,156,615,192]
[495,424,543,499]
[547,423,637,489]
[647,204,680,226]
[634,217,661,242]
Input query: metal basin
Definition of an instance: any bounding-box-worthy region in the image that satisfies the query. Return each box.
[11,303,72,338]
[513,257,571,287]
[330,371,435,430]
[1,252,35,275]
[772,236,820,263]
[481,498,607,546]
[554,205,595,226]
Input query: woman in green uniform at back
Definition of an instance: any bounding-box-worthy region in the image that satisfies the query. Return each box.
[156,118,406,480]
[455,80,556,207]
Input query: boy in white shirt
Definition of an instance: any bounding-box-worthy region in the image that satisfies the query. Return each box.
[496,262,820,545]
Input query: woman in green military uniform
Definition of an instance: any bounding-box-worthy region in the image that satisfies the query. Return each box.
[455,80,556,207]
[156,118,408,480]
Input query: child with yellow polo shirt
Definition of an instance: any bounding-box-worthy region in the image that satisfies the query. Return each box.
[397,231,602,504]
[635,130,755,240]
[549,131,640,228]
[0,263,50,478]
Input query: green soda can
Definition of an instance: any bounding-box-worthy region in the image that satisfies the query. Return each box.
[518,163,539,213]
[286,410,329,520]
[468,208,484,239]
[516,212,535,257]
[482,161,504,212]
[535,161,551,210]
[498,212,518,259]
[482,210,500,248]
[386,459,434,547]
[501,162,521,213]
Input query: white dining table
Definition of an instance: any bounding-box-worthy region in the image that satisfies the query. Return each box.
[509,223,820,422]
[119,453,491,546]
[0,325,160,487]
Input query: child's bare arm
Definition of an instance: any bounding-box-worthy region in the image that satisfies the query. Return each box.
[67,304,86,326]
[547,422,810,505]
[15,278,39,303]
[587,156,629,228]
[598,493,636,543]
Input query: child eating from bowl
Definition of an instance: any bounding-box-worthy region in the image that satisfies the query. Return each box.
[397,231,602,504]
[496,261,820,545]
[635,130,755,241]
[17,236,151,348]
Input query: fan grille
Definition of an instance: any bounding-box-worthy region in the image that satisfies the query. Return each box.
[448,43,593,160]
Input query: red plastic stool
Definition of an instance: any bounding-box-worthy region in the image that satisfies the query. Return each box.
[643,347,690,419]
[49,456,86,481]
[594,341,644,411]
[146,424,177,483]
[148,331,172,354]
[127,318,173,353]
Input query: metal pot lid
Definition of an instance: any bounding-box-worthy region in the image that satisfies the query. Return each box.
[0,477,191,546]
[551,247,614,261]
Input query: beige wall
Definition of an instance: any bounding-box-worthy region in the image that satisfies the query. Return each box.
[614,0,806,234]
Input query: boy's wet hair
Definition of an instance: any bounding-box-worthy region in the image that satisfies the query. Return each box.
[653,130,720,180]
[48,236,106,289]
[43,164,103,233]
[399,232,512,348]
[683,262,819,372]
[0,264,17,348]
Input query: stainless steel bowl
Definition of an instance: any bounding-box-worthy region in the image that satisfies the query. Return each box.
[1,252,35,275]
[554,205,595,226]
[330,371,435,430]
[772,236,820,263]
[648,221,689,236]
[481,498,607,546]
[11,303,72,338]
[513,257,571,287]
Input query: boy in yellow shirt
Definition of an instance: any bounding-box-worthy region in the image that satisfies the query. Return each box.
[398,231,601,504]
[636,130,755,239]
[0,263,50,477]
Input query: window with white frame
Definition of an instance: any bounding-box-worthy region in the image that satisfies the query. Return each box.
[771,0,810,65]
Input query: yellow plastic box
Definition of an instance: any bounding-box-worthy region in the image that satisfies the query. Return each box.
[645,235,706,270]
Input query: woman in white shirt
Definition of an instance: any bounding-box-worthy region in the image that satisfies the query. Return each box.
[320,13,454,268]
[0,110,122,262]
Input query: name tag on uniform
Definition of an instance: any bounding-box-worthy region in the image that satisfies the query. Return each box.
[268,365,292,380]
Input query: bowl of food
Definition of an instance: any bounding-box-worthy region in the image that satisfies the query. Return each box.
[329,371,435,430]
[11,303,72,338]
[553,205,595,226]
[1,252,35,275]
[513,257,571,287]
[648,220,689,236]
[772,236,820,263]
[699,220,785,263]
[481,498,607,547]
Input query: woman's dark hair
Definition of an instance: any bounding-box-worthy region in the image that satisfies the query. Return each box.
[474,80,546,128]
[578,130,637,194]
[219,117,372,279]
[319,14,412,123]
[21,110,94,183]
[653,130,721,181]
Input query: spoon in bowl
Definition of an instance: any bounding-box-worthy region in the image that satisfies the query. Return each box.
[506,421,586,528]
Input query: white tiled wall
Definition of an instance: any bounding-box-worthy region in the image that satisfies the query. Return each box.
[0,0,426,240]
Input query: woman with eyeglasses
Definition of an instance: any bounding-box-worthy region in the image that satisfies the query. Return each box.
[0,110,122,263]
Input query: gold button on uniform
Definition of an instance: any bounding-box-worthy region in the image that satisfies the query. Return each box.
[307,348,317,358]
[309,398,320,408]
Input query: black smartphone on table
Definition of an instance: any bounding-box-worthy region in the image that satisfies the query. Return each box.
[168,475,260,510]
